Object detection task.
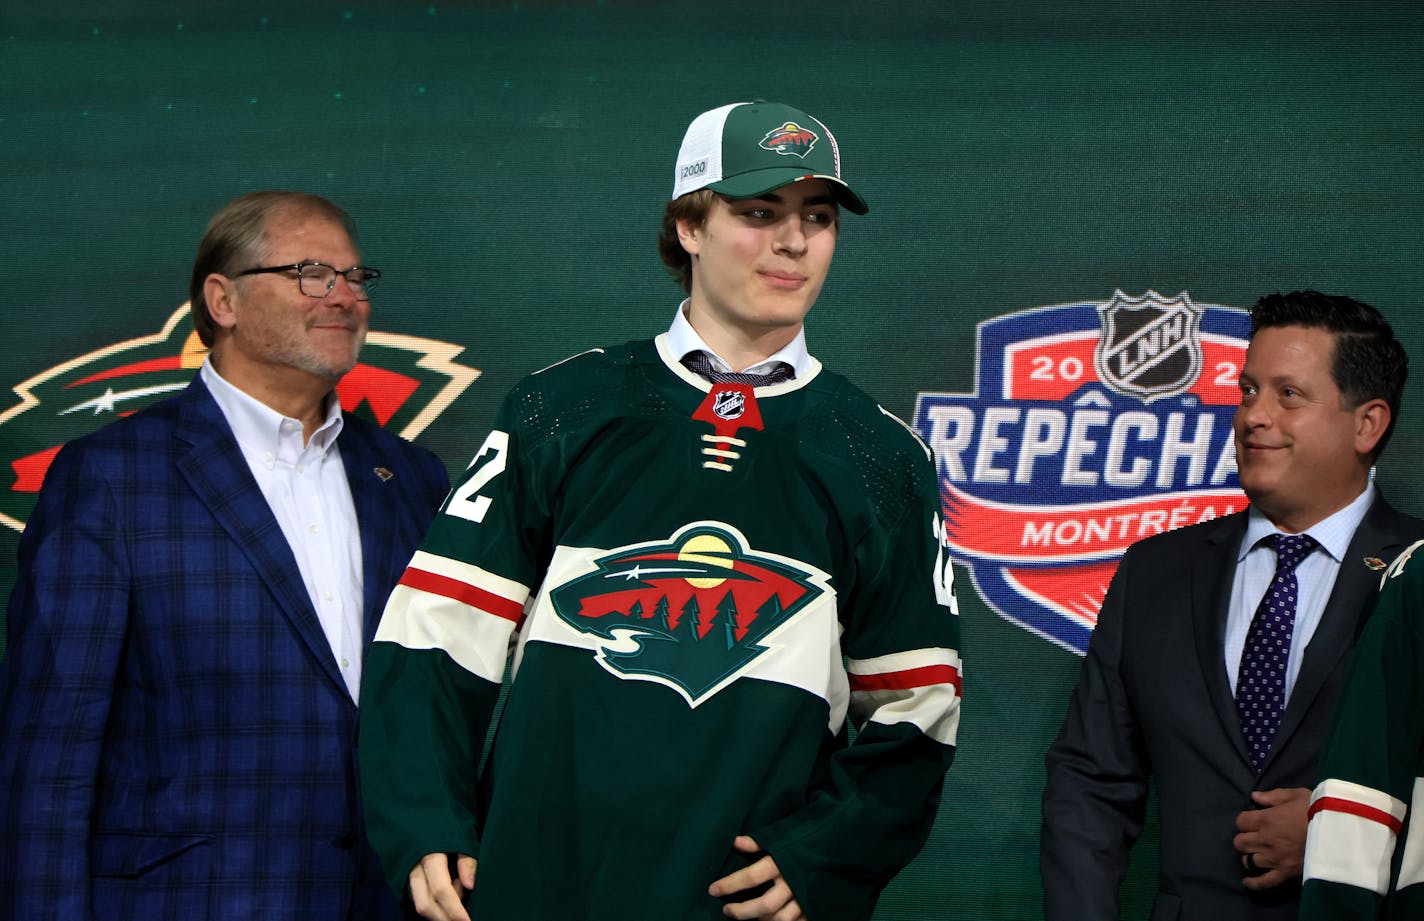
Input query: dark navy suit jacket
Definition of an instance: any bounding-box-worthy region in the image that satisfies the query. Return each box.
[1040,497,1424,921]
[0,376,449,920]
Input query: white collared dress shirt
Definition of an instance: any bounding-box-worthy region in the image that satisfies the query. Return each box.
[202,358,366,701]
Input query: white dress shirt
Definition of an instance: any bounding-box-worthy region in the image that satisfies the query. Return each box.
[1225,482,1375,699]
[667,299,813,378]
[202,359,366,701]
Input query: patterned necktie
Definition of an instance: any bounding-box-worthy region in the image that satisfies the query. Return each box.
[1235,532,1317,772]
[681,351,794,386]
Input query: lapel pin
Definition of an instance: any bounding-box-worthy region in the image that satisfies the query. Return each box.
[373,467,394,482]
[1364,557,1386,571]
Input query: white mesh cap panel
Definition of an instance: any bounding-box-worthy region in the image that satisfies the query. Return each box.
[671,102,745,199]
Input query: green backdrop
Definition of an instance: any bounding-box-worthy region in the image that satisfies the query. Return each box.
[4,2,1423,918]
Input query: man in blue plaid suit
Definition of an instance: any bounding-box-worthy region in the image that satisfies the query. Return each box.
[0,191,450,920]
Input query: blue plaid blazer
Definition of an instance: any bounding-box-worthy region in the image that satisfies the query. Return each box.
[0,376,449,920]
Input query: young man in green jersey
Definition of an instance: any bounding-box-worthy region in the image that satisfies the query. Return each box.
[360,101,963,921]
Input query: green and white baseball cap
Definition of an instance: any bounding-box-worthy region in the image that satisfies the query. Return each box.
[671,101,869,214]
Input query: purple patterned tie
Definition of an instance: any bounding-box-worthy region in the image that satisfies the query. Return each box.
[681,351,794,386]
[1235,533,1317,772]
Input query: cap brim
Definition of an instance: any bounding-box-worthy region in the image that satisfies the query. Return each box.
[709,168,869,215]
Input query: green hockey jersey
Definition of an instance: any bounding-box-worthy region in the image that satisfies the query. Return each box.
[1301,537,1424,920]
[360,335,962,921]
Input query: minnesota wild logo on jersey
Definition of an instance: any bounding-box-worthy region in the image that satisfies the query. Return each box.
[548,523,829,706]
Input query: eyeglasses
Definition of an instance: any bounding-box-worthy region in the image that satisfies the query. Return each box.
[235,261,381,300]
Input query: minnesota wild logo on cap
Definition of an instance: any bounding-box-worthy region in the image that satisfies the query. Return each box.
[759,122,818,158]
[671,100,869,214]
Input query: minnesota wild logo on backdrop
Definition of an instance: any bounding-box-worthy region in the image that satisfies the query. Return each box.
[913,291,1252,654]
[0,304,479,531]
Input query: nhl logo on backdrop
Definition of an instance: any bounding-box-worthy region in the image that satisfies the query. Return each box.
[913,292,1251,654]
[1095,290,1204,402]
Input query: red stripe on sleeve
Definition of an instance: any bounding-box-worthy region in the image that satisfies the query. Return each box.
[849,664,962,695]
[1308,796,1404,834]
[398,567,525,624]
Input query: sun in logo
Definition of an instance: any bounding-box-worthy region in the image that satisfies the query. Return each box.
[678,532,734,588]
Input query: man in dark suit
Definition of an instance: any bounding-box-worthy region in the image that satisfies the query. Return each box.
[1041,291,1424,920]
[0,191,450,920]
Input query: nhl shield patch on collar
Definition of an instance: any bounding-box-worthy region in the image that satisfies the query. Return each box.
[691,384,765,473]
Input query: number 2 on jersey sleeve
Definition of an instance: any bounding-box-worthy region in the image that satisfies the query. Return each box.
[446,430,510,524]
